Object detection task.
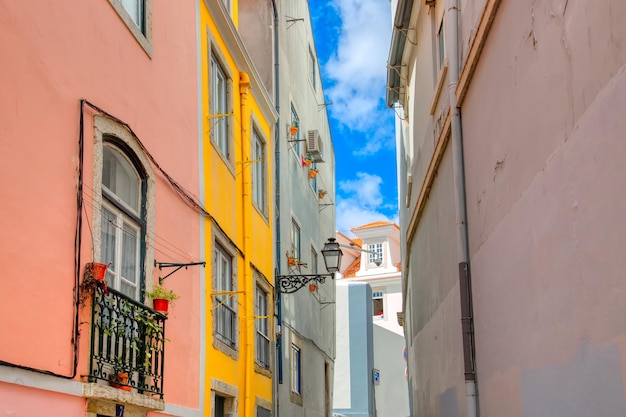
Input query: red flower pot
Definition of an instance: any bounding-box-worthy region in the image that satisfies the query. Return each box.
[88,262,108,281]
[153,299,169,315]
[111,372,131,391]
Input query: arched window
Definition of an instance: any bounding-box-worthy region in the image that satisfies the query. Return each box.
[100,141,146,300]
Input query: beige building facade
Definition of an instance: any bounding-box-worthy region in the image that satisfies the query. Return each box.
[388,0,626,416]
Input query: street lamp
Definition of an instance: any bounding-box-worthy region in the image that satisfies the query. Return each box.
[276,238,343,294]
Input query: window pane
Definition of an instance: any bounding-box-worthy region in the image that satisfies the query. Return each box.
[103,146,140,212]
[101,208,116,269]
[252,131,264,209]
[122,222,138,284]
[211,56,229,158]
[120,0,144,31]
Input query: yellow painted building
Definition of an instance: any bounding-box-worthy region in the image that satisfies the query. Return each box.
[199,1,277,416]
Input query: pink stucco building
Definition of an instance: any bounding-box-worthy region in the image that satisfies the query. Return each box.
[0,2,202,416]
[388,0,626,416]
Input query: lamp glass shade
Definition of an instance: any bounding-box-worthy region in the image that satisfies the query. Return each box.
[322,238,343,273]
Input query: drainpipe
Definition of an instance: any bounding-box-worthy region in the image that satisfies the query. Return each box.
[446,1,479,416]
[270,0,283,388]
[240,71,254,417]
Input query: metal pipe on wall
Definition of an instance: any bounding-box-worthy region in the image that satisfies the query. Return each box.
[446,0,479,416]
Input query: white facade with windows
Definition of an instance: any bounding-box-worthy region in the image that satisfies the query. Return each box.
[334,222,409,416]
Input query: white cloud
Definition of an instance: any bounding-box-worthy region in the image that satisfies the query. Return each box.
[324,0,392,134]
[335,172,394,235]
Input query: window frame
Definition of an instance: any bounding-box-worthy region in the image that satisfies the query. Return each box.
[291,343,302,395]
[291,219,301,261]
[372,290,385,318]
[251,127,267,216]
[368,242,383,266]
[255,282,271,370]
[209,47,234,165]
[311,247,318,275]
[308,45,317,91]
[93,117,155,306]
[437,17,446,70]
[290,103,301,155]
[107,0,152,56]
[214,243,237,348]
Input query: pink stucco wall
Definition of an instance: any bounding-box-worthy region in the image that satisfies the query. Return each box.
[0,0,200,410]
[0,382,85,416]
[462,1,626,415]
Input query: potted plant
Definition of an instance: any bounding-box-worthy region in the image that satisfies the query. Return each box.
[286,251,297,268]
[318,189,327,199]
[86,262,109,281]
[290,125,299,136]
[110,358,132,391]
[79,263,110,307]
[144,285,179,315]
[301,154,313,167]
[309,168,318,179]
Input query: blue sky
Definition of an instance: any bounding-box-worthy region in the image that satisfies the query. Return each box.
[309,0,398,236]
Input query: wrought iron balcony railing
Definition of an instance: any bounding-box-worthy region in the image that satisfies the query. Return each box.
[88,287,167,398]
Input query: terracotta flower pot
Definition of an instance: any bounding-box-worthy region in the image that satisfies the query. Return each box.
[111,372,131,391]
[309,170,318,179]
[309,283,317,292]
[290,126,298,136]
[287,257,296,267]
[153,298,169,315]
[88,262,108,281]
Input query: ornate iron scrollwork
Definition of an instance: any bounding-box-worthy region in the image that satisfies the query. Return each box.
[276,274,330,294]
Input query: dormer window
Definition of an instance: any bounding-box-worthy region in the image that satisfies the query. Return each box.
[368,242,383,266]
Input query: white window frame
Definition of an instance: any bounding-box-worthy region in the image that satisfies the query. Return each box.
[215,244,237,348]
[93,116,155,305]
[210,51,232,162]
[100,200,142,300]
[291,343,302,395]
[290,103,301,155]
[251,128,266,215]
[255,284,270,369]
[368,242,383,265]
[291,219,301,260]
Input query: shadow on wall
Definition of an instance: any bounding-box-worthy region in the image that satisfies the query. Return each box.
[522,342,625,417]
[440,387,458,417]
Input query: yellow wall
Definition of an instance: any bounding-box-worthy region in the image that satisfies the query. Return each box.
[200,3,274,417]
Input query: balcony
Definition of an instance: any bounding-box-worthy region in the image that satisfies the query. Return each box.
[87,287,167,399]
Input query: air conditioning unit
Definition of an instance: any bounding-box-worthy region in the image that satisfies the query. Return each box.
[306,130,325,162]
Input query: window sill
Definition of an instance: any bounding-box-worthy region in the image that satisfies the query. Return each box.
[254,363,272,378]
[290,392,303,406]
[214,337,239,360]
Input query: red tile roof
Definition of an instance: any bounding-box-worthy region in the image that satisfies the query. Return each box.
[350,221,399,231]
[342,257,361,278]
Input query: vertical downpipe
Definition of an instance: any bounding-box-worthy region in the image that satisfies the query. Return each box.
[446,1,479,416]
[270,2,283,416]
[240,71,254,417]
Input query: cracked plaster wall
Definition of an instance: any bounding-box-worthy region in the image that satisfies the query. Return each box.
[461,0,626,416]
